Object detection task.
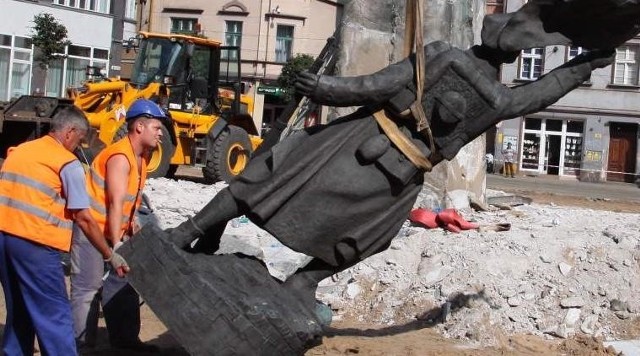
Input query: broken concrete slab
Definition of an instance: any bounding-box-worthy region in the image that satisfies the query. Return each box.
[118,224,324,356]
[603,339,640,356]
[487,195,533,208]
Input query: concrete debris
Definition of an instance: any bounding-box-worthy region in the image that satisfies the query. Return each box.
[560,297,586,308]
[143,179,640,348]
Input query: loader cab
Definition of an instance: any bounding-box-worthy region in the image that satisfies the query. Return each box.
[176,44,245,117]
[130,33,246,117]
[131,37,187,89]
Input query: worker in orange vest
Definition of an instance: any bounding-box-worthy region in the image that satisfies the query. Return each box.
[0,106,128,356]
[70,99,166,352]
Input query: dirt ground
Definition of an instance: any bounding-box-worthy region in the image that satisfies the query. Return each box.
[1,191,638,355]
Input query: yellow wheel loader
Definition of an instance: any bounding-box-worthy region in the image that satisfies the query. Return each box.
[0,32,261,183]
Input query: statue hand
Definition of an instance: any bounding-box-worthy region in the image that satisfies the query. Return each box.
[294,72,320,98]
[569,49,616,70]
[584,49,616,70]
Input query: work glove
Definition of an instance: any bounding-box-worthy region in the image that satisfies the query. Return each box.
[435,209,479,233]
[105,248,129,277]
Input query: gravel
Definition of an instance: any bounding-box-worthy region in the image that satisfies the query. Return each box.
[142,177,640,347]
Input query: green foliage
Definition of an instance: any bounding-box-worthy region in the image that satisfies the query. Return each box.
[31,13,70,68]
[277,53,315,102]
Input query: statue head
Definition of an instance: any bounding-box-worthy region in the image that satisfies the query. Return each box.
[481,0,640,52]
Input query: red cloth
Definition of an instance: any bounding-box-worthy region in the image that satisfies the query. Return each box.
[409,208,478,233]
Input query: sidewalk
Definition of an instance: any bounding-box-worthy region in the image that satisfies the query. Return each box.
[486,173,640,203]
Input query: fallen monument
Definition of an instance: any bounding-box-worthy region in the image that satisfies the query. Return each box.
[118,1,640,354]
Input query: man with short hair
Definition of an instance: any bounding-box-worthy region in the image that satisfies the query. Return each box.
[70,99,166,352]
[0,106,128,356]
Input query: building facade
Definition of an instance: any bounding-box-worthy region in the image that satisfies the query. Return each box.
[137,0,343,132]
[0,0,137,102]
[493,0,640,183]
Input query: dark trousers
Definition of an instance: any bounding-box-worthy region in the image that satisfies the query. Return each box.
[102,283,141,346]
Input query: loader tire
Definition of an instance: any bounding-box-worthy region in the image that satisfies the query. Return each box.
[203,126,252,184]
[114,124,175,179]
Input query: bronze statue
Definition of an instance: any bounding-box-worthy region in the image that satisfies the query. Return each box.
[164,25,614,306]
[118,1,639,354]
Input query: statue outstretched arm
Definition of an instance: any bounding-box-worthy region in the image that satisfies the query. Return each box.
[295,41,452,107]
[295,60,412,107]
[498,49,615,120]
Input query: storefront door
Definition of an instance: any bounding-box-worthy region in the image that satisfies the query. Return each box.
[520,118,584,176]
[607,123,638,183]
[544,134,562,175]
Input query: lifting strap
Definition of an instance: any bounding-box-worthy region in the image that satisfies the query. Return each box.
[372,0,434,171]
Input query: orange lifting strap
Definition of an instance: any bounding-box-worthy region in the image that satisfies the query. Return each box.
[372,0,434,171]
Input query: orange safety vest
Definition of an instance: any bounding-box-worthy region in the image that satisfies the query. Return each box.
[0,136,78,251]
[87,136,147,239]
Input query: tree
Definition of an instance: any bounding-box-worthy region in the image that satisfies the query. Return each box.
[277,54,315,102]
[31,13,70,91]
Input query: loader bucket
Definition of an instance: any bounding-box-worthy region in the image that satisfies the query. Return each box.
[0,96,74,158]
[3,95,74,121]
[118,224,325,356]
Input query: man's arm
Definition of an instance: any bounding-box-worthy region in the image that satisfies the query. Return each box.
[105,154,131,246]
[72,208,111,260]
[71,208,129,277]
[61,161,128,276]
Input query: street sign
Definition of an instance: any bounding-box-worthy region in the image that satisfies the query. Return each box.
[257,86,283,96]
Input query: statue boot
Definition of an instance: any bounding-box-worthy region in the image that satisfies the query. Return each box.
[166,188,242,254]
[283,241,360,326]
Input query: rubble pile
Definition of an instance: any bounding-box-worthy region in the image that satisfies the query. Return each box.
[144,178,640,346]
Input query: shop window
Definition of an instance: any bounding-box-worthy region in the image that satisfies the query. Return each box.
[613,45,639,86]
[524,118,541,130]
[546,119,562,132]
[518,47,543,80]
[522,132,541,170]
[566,120,584,133]
[521,117,585,176]
[563,136,583,176]
[275,25,294,63]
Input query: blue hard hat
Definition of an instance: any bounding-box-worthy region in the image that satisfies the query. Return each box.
[126,99,168,121]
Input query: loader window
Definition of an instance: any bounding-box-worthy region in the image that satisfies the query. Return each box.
[191,46,212,81]
[131,38,184,88]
